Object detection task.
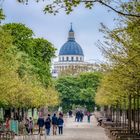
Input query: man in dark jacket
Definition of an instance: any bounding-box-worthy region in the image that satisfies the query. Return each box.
[52,113,58,135]
[45,114,51,135]
[37,116,44,135]
[57,115,64,135]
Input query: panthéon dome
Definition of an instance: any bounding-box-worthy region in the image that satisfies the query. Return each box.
[59,24,84,56]
[53,24,95,78]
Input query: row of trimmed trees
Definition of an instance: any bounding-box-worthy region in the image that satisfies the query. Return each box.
[95,2,140,111]
[95,2,140,133]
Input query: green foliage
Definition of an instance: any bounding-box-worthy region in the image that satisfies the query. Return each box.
[31,38,56,86]
[55,72,102,112]
[2,23,33,52]
[95,9,140,107]
[0,9,5,22]
[0,24,59,108]
[2,23,56,86]
[17,0,140,17]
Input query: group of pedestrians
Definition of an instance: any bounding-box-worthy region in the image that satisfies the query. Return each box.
[23,112,64,136]
[21,110,91,136]
[37,113,64,136]
[75,111,92,123]
[75,111,84,122]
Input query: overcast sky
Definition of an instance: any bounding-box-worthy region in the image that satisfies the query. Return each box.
[2,0,117,62]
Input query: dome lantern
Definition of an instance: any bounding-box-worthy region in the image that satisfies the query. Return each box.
[68,23,75,41]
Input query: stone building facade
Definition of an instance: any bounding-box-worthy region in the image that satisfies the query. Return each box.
[52,24,96,77]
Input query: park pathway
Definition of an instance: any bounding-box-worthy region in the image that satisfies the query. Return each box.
[15,115,109,140]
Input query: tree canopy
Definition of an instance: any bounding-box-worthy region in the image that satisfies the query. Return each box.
[55,72,102,112]
[17,0,140,17]
[0,23,59,108]
[95,7,140,107]
[0,8,5,21]
[2,23,56,86]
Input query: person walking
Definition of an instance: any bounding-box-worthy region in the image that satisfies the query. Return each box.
[5,117,10,130]
[87,112,91,123]
[45,114,51,136]
[57,114,64,135]
[75,111,77,122]
[77,111,80,122]
[69,110,72,117]
[19,119,25,135]
[80,111,84,122]
[29,117,34,135]
[52,113,58,135]
[25,117,30,134]
[37,116,44,135]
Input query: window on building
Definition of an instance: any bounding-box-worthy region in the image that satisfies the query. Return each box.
[76,57,78,61]
[71,57,74,61]
[80,57,82,61]
[62,57,64,61]
[66,57,69,61]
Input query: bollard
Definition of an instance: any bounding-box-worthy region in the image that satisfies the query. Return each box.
[45,133,47,140]
[37,134,40,140]
[1,133,4,140]
[6,132,8,140]
[23,135,26,140]
[12,132,15,140]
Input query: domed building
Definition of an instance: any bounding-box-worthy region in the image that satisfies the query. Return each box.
[59,24,84,63]
[53,24,95,77]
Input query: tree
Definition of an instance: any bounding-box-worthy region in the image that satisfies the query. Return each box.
[31,38,56,86]
[17,0,140,17]
[95,6,140,107]
[2,23,56,87]
[0,8,5,22]
[55,72,102,112]
[2,23,33,52]
[0,24,59,109]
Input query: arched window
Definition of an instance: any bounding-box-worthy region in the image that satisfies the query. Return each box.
[71,57,74,61]
[66,57,69,61]
[59,57,61,61]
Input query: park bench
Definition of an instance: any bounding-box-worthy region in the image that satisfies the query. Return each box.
[0,131,15,140]
[105,125,140,140]
[110,130,140,140]
[116,134,140,140]
[105,127,126,135]
[102,121,116,128]
[106,128,127,139]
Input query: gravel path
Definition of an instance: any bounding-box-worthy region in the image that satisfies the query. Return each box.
[15,115,109,140]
